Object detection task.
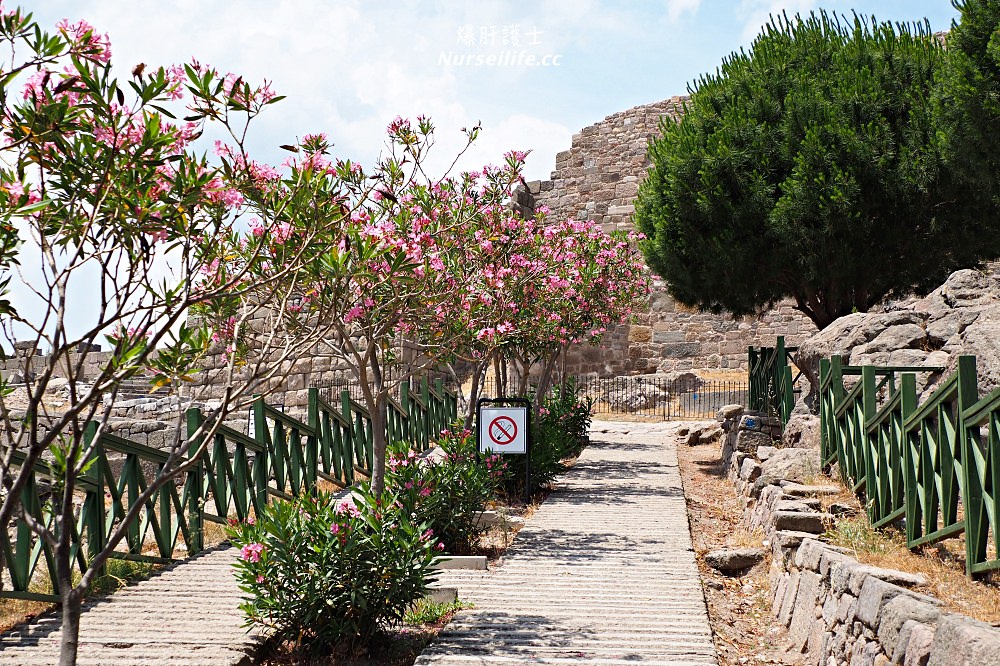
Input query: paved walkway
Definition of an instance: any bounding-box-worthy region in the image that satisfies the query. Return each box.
[418,421,717,665]
[0,546,260,665]
[0,421,716,665]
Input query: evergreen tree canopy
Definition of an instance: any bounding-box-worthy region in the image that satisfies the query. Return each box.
[635,11,997,329]
[934,0,1000,201]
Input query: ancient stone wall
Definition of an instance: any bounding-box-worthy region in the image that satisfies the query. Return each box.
[522,97,817,376]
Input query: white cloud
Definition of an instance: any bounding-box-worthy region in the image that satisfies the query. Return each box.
[738,0,820,43]
[666,0,701,22]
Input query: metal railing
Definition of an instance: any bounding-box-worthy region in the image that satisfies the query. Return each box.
[748,335,797,425]
[474,375,749,420]
[0,377,457,601]
[819,354,1000,577]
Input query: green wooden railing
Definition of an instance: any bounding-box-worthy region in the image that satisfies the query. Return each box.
[819,354,1000,577]
[0,377,457,601]
[748,335,796,425]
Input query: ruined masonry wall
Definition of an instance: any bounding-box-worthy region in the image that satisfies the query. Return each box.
[522,96,816,376]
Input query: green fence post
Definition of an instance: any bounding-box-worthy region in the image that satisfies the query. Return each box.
[781,365,794,425]
[957,355,982,576]
[421,377,431,451]
[305,391,319,494]
[861,366,878,515]
[820,358,831,464]
[185,408,205,555]
[900,373,920,546]
[830,355,847,481]
[252,397,269,512]
[82,421,106,573]
[400,380,412,445]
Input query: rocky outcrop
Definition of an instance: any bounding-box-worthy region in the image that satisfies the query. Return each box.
[797,268,1000,403]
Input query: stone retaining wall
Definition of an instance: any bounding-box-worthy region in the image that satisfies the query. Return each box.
[716,406,1000,666]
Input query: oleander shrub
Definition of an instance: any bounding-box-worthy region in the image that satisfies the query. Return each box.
[505,379,593,496]
[387,428,507,555]
[226,486,439,656]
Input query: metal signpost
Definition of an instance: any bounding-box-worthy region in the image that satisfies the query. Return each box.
[477,397,531,502]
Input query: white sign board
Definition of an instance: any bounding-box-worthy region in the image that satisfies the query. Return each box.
[478,406,528,454]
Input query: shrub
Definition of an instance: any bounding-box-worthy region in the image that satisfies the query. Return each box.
[504,380,593,496]
[226,486,439,656]
[541,378,593,458]
[387,428,507,555]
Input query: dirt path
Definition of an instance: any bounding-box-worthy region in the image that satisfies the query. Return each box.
[675,436,806,666]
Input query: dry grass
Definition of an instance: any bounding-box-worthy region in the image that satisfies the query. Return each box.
[0,594,51,633]
[822,492,1000,624]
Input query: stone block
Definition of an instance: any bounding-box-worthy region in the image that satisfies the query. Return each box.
[837,593,858,623]
[651,329,688,344]
[819,549,855,577]
[773,511,828,534]
[757,445,778,461]
[776,499,820,513]
[878,595,941,656]
[902,621,935,666]
[831,560,863,593]
[661,342,701,357]
[856,577,911,628]
[928,614,1000,666]
[628,326,652,343]
[422,585,458,605]
[849,565,930,595]
[794,538,827,571]
[717,404,744,421]
[774,530,824,551]
[788,570,822,650]
[704,547,765,573]
[431,556,488,571]
[735,429,773,454]
[739,458,762,483]
[779,570,800,626]
[782,483,842,497]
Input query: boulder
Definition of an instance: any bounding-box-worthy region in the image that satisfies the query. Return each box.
[756,445,778,461]
[796,268,1000,409]
[717,404,743,421]
[604,385,664,412]
[782,414,820,449]
[704,547,765,573]
[699,426,724,444]
[752,448,819,495]
[649,371,704,393]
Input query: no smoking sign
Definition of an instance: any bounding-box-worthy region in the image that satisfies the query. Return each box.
[478,406,528,454]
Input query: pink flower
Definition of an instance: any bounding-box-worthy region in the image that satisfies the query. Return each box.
[240,542,264,563]
[336,498,362,518]
[421,528,434,541]
[255,574,265,584]
[330,523,340,535]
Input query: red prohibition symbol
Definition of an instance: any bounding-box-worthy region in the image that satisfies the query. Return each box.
[488,416,518,446]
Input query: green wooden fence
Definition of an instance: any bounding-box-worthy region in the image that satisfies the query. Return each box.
[748,335,797,425]
[0,377,457,601]
[819,354,1000,577]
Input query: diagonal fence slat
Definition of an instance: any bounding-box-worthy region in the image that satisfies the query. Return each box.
[0,377,458,602]
[816,350,1000,577]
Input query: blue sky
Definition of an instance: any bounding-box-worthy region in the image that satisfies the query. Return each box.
[26,0,961,181]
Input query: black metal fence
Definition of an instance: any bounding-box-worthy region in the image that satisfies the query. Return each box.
[314,373,749,421]
[474,375,748,420]
[580,376,748,420]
